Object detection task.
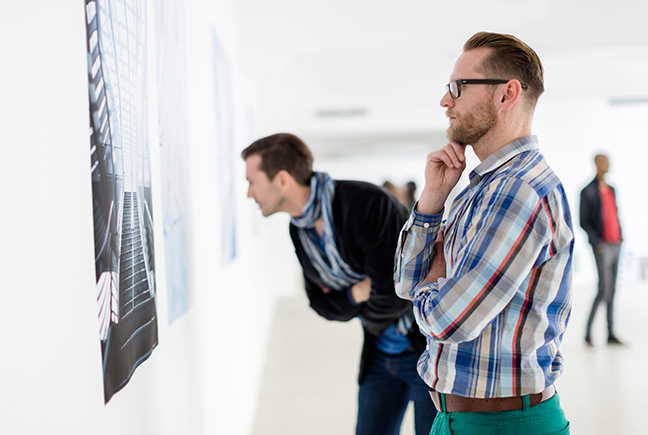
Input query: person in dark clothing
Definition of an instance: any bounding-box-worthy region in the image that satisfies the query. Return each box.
[405,181,417,211]
[242,133,436,435]
[580,153,624,346]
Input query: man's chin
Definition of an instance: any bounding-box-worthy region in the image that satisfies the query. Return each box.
[446,128,470,147]
[446,126,457,142]
[446,130,462,145]
[261,209,277,217]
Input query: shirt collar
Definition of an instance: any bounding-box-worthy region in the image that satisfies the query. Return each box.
[469,135,539,187]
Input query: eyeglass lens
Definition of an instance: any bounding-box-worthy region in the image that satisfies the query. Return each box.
[446,81,460,99]
[448,81,459,99]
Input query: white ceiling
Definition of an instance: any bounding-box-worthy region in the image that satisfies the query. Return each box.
[236,0,648,156]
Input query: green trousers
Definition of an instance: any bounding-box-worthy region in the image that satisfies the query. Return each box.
[430,392,570,435]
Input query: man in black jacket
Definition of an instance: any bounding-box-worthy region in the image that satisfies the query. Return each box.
[580,153,624,346]
[242,133,436,435]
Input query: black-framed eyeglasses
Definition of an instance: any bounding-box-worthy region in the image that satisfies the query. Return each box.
[445,79,528,99]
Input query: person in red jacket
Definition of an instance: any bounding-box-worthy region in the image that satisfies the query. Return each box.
[579,153,624,346]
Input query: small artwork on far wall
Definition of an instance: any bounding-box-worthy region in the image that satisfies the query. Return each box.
[212,30,237,265]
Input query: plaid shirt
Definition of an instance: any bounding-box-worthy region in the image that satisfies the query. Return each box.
[395,136,574,398]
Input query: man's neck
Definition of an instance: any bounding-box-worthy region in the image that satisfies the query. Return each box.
[473,120,531,162]
[285,184,312,218]
[313,218,324,238]
[473,130,531,161]
[473,113,532,161]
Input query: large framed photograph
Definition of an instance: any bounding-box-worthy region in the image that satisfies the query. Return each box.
[85,0,158,403]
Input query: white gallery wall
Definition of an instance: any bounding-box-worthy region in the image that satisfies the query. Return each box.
[0,1,302,434]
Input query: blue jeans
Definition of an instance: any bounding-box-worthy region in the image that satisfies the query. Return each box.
[356,349,437,435]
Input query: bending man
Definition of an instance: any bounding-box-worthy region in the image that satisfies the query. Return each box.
[243,133,436,435]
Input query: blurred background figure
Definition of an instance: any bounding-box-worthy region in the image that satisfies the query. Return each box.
[382,180,399,197]
[404,181,417,211]
[383,180,417,211]
[580,153,625,347]
[382,180,407,208]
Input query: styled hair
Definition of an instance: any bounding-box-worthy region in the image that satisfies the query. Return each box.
[464,32,544,108]
[241,133,314,186]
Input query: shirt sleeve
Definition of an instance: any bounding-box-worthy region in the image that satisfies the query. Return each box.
[398,178,563,344]
[348,187,412,337]
[290,226,363,321]
[579,184,602,246]
[394,204,444,300]
[303,274,363,321]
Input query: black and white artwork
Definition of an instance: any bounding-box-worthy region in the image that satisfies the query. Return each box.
[85,0,158,403]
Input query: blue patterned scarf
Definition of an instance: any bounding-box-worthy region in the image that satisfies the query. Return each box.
[291,172,366,290]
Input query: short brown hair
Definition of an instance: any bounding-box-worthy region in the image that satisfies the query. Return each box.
[464,32,544,109]
[241,133,313,186]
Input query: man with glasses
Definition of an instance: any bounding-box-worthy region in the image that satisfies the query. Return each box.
[395,32,573,434]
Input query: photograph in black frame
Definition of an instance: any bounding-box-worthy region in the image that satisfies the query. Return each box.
[85,0,158,403]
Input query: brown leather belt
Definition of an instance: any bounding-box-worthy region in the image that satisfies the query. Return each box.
[429,385,555,413]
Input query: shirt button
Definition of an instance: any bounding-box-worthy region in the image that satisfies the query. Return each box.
[423,223,430,228]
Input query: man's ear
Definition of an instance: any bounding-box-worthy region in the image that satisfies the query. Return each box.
[498,79,523,111]
[274,170,293,189]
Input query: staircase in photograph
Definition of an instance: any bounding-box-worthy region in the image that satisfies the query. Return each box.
[103,191,158,397]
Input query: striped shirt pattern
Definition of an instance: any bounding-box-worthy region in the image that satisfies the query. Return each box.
[395,136,574,399]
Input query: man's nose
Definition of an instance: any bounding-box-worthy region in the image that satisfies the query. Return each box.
[440,91,454,108]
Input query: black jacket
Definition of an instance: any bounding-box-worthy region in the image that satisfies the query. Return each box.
[289,180,426,382]
[579,178,622,246]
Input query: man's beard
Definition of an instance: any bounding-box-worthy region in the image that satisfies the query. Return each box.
[446,100,497,146]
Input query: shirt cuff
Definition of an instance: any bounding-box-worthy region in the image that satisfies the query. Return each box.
[410,203,444,233]
[347,286,364,306]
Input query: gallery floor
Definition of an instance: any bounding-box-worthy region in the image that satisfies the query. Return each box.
[251,281,646,435]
